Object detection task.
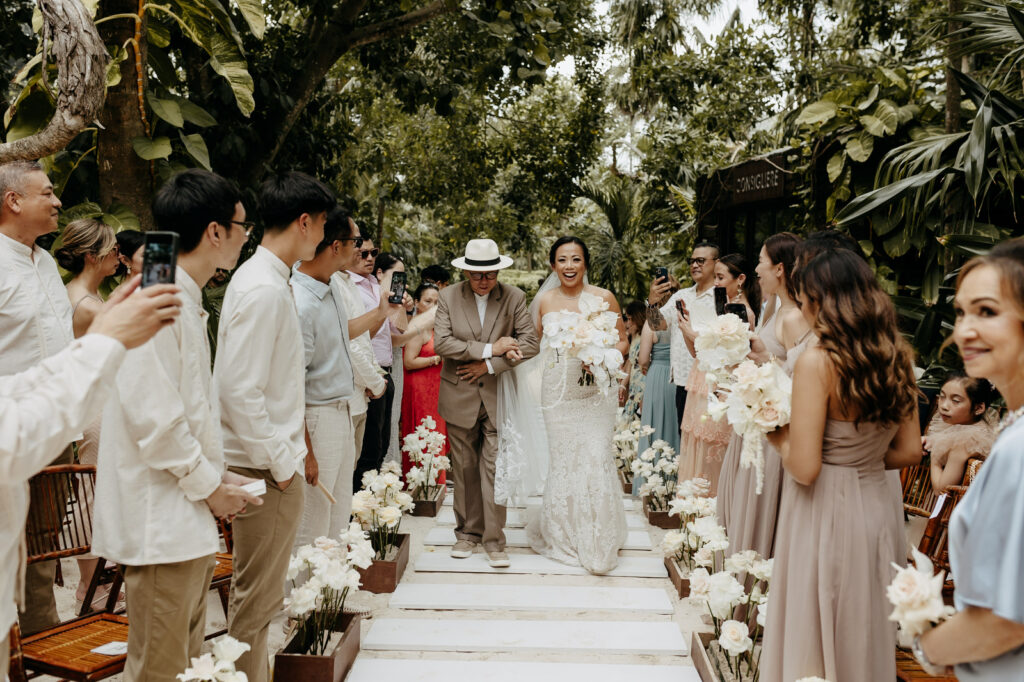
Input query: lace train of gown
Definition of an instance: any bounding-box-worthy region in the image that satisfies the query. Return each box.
[527,348,628,574]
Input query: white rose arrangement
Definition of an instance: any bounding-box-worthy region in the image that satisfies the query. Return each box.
[632,440,678,511]
[693,312,753,386]
[177,635,249,682]
[541,291,625,395]
[283,522,374,655]
[707,359,792,495]
[352,462,415,560]
[401,416,450,501]
[887,547,956,643]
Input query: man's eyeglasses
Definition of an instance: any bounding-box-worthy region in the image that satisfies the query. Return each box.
[687,256,715,266]
[360,248,380,259]
[230,220,257,237]
[468,271,498,281]
[340,237,364,248]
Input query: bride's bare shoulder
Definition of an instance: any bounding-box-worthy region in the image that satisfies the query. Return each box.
[536,288,557,315]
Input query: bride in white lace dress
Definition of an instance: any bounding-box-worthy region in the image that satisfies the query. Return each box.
[524,237,629,574]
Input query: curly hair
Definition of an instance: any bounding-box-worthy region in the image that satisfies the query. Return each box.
[799,249,918,426]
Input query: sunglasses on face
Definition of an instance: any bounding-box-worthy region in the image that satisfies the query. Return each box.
[339,237,364,248]
[360,248,380,259]
[688,257,715,266]
[469,271,498,281]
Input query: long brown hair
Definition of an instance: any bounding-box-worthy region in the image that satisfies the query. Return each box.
[800,249,918,426]
[764,232,801,302]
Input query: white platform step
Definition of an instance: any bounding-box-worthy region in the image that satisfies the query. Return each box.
[362,618,689,656]
[435,506,646,529]
[348,659,700,682]
[414,552,667,578]
[442,494,637,511]
[388,583,674,614]
[423,527,652,551]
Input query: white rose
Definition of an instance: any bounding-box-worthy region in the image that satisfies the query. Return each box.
[660,530,685,557]
[210,635,250,664]
[724,549,760,575]
[351,490,376,514]
[693,544,715,568]
[376,506,402,528]
[887,549,949,635]
[749,558,773,581]
[688,567,711,600]
[285,581,321,618]
[717,619,753,656]
[756,598,768,627]
[706,571,745,619]
[394,491,415,511]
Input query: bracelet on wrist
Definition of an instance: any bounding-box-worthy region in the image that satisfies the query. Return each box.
[912,635,947,676]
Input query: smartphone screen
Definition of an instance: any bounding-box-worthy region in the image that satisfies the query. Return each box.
[388,271,407,304]
[725,302,748,323]
[141,232,178,288]
[714,286,728,316]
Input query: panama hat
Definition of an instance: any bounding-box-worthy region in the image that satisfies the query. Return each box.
[451,238,514,272]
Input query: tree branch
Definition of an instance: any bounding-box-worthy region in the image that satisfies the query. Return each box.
[0,0,109,163]
[348,0,454,49]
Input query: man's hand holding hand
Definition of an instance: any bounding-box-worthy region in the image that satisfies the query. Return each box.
[493,336,519,356]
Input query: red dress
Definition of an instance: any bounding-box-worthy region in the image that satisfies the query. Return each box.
[400,331,447,483]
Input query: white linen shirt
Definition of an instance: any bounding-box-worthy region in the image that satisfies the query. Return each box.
[332,271,386,416]
[0,232,73,380]
[660,284,715,387]
[0,335,124,634]
[473,292,495,373]
[215,246,306,482]
[92,268,224,565]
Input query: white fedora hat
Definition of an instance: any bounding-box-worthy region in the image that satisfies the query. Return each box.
[451,238,514,272]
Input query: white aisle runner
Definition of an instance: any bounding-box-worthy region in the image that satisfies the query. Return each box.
[347,492,700,682]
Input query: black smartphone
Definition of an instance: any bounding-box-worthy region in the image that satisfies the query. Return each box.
[725,302,748,323]
[714,286,728,316]
[654,266,668,283]
[141,231,178,288]
[675,299,687,319]
[388,271,407,304]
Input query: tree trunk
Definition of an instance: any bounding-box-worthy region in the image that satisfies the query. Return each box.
[0,0,108,163]
[96,0,154,229]
[945,0,962,135]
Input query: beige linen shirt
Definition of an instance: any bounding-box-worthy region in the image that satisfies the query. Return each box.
[0,335,125,634]
[331,271,386,416]
[92,268,224,565]
[660,284,716,387]
[215,246,306,482]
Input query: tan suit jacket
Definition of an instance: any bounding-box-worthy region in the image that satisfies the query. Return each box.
[434,281,539,429]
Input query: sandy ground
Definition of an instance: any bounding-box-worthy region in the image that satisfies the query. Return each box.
[34,498,928,679]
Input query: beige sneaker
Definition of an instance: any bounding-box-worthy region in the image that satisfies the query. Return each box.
[486,550,510,568]
[451,539,476,558]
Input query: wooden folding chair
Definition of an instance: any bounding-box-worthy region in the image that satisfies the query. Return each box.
[917,484,966,602]
[901,458,937,518]
[896,648,958,681]
[206,518,234,640]
[10,465,128,681]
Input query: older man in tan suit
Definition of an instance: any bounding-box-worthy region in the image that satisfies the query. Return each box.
[434,239,539,567]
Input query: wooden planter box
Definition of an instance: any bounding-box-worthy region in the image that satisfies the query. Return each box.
[643,495,679,530]
[665,557,690,598]
[618,469,633,495]
[357,533,410,594]
[411,486,446,517]
[691,631,717,682]
[274,613,360,682]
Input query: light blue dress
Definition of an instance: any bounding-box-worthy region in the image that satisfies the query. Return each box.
[948,416,1024,681]
[634,329,678,496]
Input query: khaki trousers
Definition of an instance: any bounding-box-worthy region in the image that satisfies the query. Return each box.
[447,403,506,551]
[295,402,356,549]
[18,445,73,635]
[227,467,303,682]
[123,556,215,682]
[352,411,367,454]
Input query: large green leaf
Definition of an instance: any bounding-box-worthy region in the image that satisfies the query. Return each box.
[846,131,874,162]
[939,232,998,257]
[205,33,255,116]
[148,95,184,127]
[827,151,845,182]
[795,100,838,126]
[963,97,992,201]
[835,167,954,225]
[233,0,266,38]
[173,96,217,127]
[857,84,879,111]
[132,136,173,160]
[179,131,211,170]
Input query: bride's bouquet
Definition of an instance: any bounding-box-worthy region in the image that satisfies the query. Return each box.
[707,360,792,494]
[693,312,753,387]
[542,291,625,395]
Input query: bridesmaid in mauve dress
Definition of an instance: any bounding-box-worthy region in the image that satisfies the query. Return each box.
[760,249,921,682]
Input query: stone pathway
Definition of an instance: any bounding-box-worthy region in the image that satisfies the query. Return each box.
[347,492,703,681]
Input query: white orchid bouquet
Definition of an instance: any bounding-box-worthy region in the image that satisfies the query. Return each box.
[887,547,956,644]
[707,360,793,495]
[541,291,625,395]
[177,635,249,681]
[690,547,773,682]
[631,440,678,511]
[693,312,753,386]
[352,461,415,560]
[401,416,450,501]
[284,523,374,655]
[613,417,655,474]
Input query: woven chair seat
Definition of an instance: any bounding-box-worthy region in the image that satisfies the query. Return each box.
[896,648,957,681]
[20,614,128,680]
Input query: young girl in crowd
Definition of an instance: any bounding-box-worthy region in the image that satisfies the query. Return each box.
[925,369,997,492]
